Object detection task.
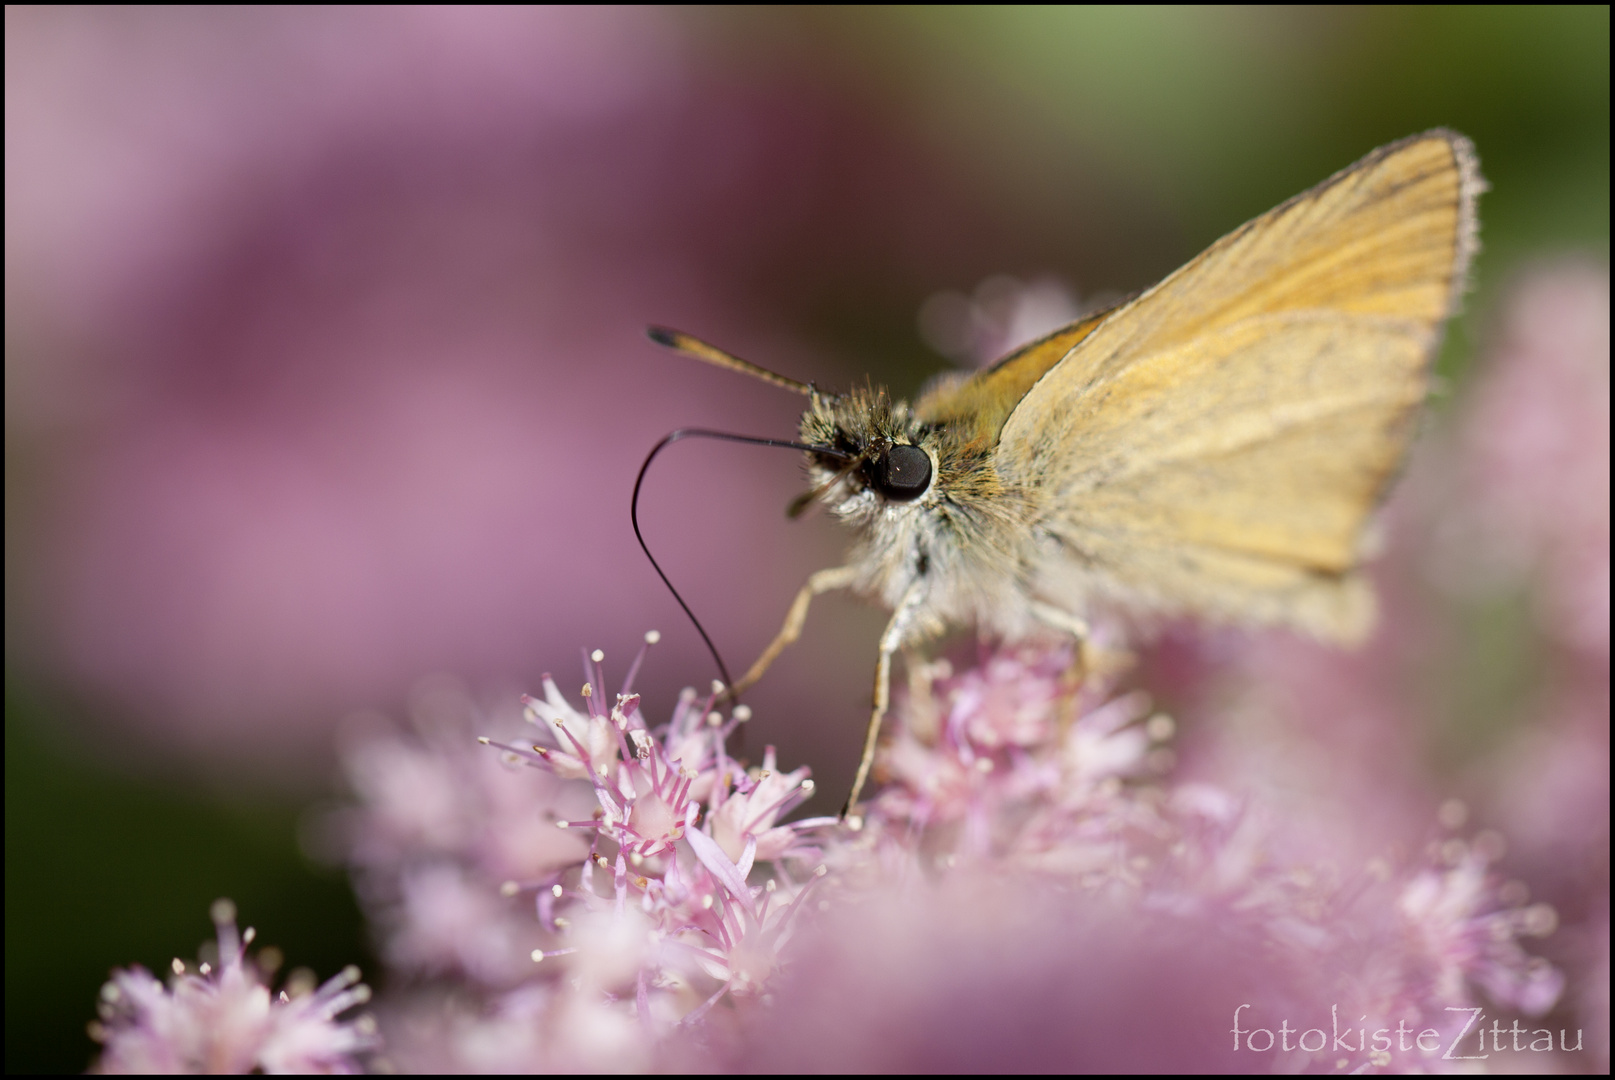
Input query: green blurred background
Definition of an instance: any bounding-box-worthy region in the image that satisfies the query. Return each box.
[5,7,1607,1071]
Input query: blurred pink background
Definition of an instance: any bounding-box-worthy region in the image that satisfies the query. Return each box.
[7,8,980,783]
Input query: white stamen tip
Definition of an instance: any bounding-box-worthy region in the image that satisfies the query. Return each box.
[591,649,605,663]
[500,881,519,897]
[645,630,661,644]
[706,711,723,727]
[551,883,564,898]
[733,704,752,722]
[800,779,815,792]
[1522,903,1558,937]
[171,959,185,975]
[531,949,546,963]
[581,683,593,697]
[711,680,725,694]
[242,927,256,944]
[1145,712,1176,741]
[556,820,569,829]
[845,815,864,832]
[210,898,237,925]
[477,736,491,744]
[198,962,211,975]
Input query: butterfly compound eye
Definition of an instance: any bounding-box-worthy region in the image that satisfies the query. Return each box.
[875,444,932,502]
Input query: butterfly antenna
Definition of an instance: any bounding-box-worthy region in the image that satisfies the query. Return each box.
[646,327,815,396]
[631,428,851,698]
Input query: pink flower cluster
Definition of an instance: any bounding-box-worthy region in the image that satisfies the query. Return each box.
[486,641,836,1014]
[335,636,836,1070]
[90,899,377,1074]
[802,644,1568,1071]
[87,634,1574,1072]
[322,635,1566,1072]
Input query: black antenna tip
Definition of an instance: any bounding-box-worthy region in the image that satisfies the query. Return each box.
[646,326,679,348]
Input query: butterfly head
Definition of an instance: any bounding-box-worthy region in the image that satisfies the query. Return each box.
[796,385,937,522]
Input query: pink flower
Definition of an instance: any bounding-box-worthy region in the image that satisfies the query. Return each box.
[1397,853,1565,1017]
[90,900,377,1074]
[500,641,730,859]
[709,745,824,863]
[337,635,834,1062]
[1457,263,1610,658]
[733,645,1570,1072]
[328,617,1575,1073]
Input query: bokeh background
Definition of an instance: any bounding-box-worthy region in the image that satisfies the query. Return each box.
[6,7,1607,1072]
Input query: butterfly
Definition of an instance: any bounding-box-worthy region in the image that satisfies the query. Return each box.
[642,130,1483,819]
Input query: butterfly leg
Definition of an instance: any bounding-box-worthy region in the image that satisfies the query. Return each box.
[842,581,926,823]
[1029,600,1089,641]
[1030,601,1132,681]
[725,564,858,700]
[1030,600,1101,678]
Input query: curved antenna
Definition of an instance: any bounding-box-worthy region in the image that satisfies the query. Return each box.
[631,428,852,697]
[647,327,815,396]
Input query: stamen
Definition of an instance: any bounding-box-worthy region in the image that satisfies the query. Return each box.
[479,738,552,766]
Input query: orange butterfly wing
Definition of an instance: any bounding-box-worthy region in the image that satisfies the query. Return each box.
[993,130,1482,640]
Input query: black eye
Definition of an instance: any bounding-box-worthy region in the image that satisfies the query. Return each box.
[873,444,932,502]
